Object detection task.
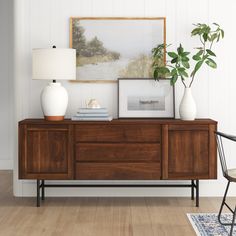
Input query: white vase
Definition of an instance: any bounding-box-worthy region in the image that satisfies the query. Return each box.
[41,82,68,121]
[179,87,196,121]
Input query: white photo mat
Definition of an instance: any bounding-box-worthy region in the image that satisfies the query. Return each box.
[118,78,174,118]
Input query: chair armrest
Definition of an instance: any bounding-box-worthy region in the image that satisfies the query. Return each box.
[215,131,236,142]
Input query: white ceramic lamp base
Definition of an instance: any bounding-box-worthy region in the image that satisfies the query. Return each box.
[41,82,68,121]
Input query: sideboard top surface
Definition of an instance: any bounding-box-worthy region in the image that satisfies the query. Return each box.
[19,118,217,125]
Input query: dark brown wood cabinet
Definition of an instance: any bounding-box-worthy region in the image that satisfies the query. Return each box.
[19,119,217,181]
[19,124,74,180]
[18,119,217,206]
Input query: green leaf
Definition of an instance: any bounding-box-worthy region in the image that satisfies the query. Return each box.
[206,58,217,68]
[181,56,190,62]
[221,29,224,38]
[183,52,190,56]
[171,68,177,76]
[193,60,204,75]
[193,55,201,61]
[179,70,189,78]
[205,26,211,34]
[171,57,178,64]
[171,75,178,85]
[213,22,220,27]
[182,61,190,69]
[159,67,170,74]
[196,50,204,57]
[203,33,208,42]
[211,33,218,42]
[206,49,216,57]
[153,69,159,79]
[178,67,185,72]
[177,44,184,54]
[191,28,200,36]
[195,47,204,50]
[168,52,178,58]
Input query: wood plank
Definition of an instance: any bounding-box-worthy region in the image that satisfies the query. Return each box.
[76,163,161,180]
[19,118,218,125]
[76,143,160,162]
[168,129,209,179]
[162,124,169,179]
[209,124,217,179]
[75,124,161,142]
[1,171,234,236]
[19,124,74,180]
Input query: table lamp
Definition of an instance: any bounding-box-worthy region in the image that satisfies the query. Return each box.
[32,46,76,121]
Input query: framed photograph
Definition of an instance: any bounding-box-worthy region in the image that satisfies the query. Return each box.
[118,78,175,118]
[70,17,166,83]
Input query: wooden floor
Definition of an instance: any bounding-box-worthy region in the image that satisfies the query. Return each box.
[0,171,234,236]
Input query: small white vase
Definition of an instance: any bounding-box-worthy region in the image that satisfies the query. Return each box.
[179,87,196,121]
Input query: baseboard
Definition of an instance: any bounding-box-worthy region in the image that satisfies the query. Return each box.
[0,159,13,170]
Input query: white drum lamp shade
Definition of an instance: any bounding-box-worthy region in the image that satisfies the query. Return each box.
[32,48,76,121]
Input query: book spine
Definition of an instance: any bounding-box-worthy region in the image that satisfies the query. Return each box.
[79,109,108,114]
[72,116,112,121]
[76,113,109,117]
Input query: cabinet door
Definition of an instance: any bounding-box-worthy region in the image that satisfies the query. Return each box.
[19,124,73,179]
[162,124,217,180]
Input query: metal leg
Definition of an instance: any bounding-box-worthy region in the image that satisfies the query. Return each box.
[196,180,199,207]
[217,181,236,234]
[33,181,200,207]
[41,180,45,201]
[218,181,231,225]
[191,180,194,200]
[36,180,40,207]
[230,206,236,236]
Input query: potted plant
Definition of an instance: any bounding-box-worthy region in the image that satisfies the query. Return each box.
[152,23,224,120]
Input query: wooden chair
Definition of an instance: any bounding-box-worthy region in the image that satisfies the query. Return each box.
[215,131,236,236]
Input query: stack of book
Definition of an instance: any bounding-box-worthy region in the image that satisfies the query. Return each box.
[71,108,112,121]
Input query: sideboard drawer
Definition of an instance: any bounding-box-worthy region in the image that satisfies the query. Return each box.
[75,124,161,142]
[75,163,161,180]
[76,143,160,162]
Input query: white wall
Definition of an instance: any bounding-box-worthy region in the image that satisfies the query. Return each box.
[0,0,14,169]
[14,0,236,197]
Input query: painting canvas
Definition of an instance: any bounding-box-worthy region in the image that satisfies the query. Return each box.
[118,78,174,118]
[70,17,166,82]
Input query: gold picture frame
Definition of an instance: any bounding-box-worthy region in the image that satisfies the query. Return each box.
[70,17,166,83]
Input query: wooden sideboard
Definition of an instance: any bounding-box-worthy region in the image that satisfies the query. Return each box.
[19,119,217,207]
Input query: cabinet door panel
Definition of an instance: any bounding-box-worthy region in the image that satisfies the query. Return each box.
[168,130,209,179]
[19,125,73,179]
[27,130,68,173]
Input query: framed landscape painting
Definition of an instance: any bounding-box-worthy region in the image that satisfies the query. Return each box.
[70,17,166,82]
[118,78,175,118]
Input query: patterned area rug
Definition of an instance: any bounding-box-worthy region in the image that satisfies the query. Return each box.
[187,213,236,236]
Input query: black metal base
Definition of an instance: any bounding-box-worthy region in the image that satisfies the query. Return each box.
[218,181,236,236]
[36,179,199,207]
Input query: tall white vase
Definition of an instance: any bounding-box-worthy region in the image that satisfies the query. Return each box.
[179,87,196,120]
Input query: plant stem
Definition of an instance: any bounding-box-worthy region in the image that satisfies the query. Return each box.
[200,36,204,46]
[181,77,187,88]
[189,73,195,88]
[210,40,214,50]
